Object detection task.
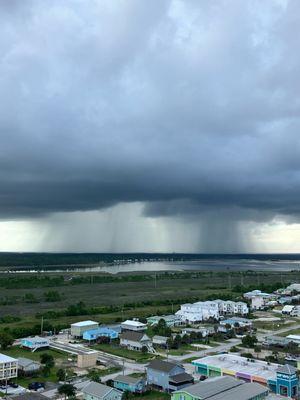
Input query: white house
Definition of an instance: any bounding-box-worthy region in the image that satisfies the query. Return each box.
[71,320,99,337]
[0,353,18,381]
[121,320,147,332]
[119,331,151,351]
[283,284,300,295]
[244,290,271,299]
[176,300,248,323]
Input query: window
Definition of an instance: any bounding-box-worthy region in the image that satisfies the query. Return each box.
[179,395,185,400]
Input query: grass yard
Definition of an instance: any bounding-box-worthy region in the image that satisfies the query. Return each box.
[15,366,60,387]
[278,328,300,337]
[1,346,68,361]
[93,343,157,362]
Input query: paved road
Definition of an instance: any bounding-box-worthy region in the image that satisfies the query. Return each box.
[168,338,241,362]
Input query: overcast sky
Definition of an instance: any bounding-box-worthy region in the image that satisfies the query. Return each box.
[1,0,300,253]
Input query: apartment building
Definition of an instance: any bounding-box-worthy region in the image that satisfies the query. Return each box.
[0,353,18,382]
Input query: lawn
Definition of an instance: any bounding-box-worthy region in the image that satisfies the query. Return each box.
[278,328,300,337]
[1,346,68,361]
[93,343,157,362]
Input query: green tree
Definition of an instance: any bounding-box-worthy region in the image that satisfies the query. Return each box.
[44,290,61,302]
[40,353,55,368]
[0,331,14,349]
[242,334,258,348]
[58,383,76,399]
[87,369,101,382]
[57,368,67,382]
[24,293,39,303]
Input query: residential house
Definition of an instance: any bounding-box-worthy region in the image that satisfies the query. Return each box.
[219,317,252,329]
[0,353,18,381]
[71,320,99,337]
[262,336,292,348]
[121,320,146,332]
[176,300,248,323]
[113,375,146,393]
[20,336,49,351]
[119,331,151,351]
[282,305,295,315]
[171,376,269,400]
[83,327,119,341]
[18,357,41,375]
[282,284,300,295]
[152,335,169,347]
[181,327,214,337]
[82,381,123,400]
[147,359,194,392]
[147,315,182,327]
[286,335,300,345]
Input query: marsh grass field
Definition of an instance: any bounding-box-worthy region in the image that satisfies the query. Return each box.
[0,268,300,335]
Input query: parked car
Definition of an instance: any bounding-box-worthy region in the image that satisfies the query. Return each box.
[28,382,45,391]
[9,382,18,388]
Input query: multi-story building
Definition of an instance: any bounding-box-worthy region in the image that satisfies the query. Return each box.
[192,354,299,398]
[147,359,194,392]
[176,300,248,323]
[176,301,220,323]
[71,320,99,338]
[0,353,18,382]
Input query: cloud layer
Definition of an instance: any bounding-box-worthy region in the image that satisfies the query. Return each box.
[1,0,300,228]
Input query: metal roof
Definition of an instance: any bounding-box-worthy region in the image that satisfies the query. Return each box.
[114,374,144,385]
[177,376,242,398]
[169,372,194,384]
[277,364,297,375]
[18,357,41,368]
[82,381,120,397]
[0,353,17,363]
[208,382,268,400]
[147,359,181,373]
[120,331,149,342]
[71,320,98,327]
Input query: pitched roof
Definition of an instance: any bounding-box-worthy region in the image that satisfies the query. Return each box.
[147,359,181,373]
[153,335,169,341]
[9,394,48,400]
[277,364,297,375]
[120,331,149,342]
[71,320,98,327]
[82,381,117,397]
[0,353,17,363]
[208,382,268,400]
[169,372,194,384]
[114,374,144,385]
[121,320,146,327]
[177,376,242,398]
[18,357,41,368]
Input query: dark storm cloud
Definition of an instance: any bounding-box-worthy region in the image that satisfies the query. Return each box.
[1,0,300,222]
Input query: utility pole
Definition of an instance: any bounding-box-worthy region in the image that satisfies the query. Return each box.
[122,359,125,376]
[40,316,44,335]
[154,273,157,289]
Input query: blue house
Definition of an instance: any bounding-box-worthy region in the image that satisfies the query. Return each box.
[20,336,49,351]
[82,327,118,341]
[147,359,194,392]
[276,364,298,398]
[113,375,146,393]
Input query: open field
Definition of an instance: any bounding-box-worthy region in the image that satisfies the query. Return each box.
[0,269,299,337]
